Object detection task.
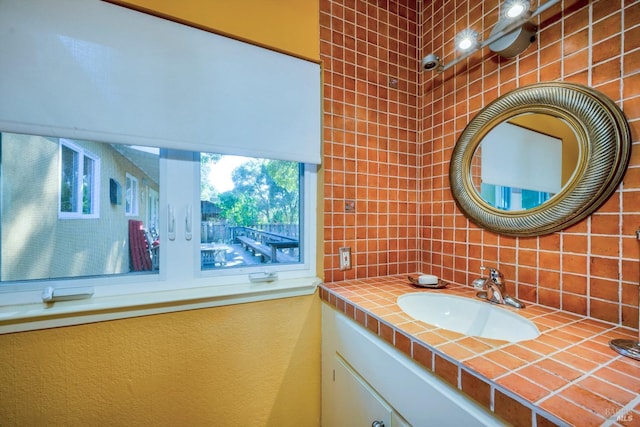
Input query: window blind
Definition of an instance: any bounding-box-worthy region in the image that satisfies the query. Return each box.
[481,122,562,193]
[0,0,322,164]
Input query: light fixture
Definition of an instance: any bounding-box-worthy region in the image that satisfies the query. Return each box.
[489,0,537,58]
[503,0,531,18]
[455,29,479,52]
[422,0,561,73]
[421,53,442,71]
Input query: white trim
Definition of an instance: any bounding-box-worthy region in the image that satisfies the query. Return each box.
[0,276,320,334]
[125,172,139,216]
[146,187,159,231]
[58,138,101,219]
[198,163,317,279]
[0,149,319,330]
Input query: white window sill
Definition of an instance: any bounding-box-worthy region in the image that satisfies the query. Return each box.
[0,276,321,334]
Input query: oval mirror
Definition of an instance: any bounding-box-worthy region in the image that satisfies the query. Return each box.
[450,82,631,237]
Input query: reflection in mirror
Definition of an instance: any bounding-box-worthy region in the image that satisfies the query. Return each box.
[470,113,579,211]
[450,82,631,237]
[0,132,160,282]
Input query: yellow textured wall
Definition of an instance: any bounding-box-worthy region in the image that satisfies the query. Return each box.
[0,295,321,426]
[0,1,321,426]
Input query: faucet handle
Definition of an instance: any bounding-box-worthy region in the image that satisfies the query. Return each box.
[488,267,504,285]
[479,265,502,280]
[472,266,489,290]
[472,278,486,290]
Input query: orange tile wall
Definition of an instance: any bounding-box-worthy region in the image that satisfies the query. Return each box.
[322,0,639,330]
[321,0,421,281]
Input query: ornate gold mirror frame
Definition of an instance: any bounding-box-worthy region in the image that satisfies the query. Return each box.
[450,82,632,237]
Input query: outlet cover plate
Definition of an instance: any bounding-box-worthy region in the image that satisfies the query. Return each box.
[339,247,351,271]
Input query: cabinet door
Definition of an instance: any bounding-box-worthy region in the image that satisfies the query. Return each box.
[325,354,393,427]
[322,304,499,427]
[391,412,411,427]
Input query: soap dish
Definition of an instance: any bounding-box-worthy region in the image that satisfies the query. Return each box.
[407,276,448,289]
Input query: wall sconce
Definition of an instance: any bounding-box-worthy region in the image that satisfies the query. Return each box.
[503,0,531,18]
[422,0,560,72]
[455,29,480,52]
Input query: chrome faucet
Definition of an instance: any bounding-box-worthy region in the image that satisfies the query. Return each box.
[473,266,525,308]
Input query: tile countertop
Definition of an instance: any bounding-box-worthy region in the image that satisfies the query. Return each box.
[320,275,640,427]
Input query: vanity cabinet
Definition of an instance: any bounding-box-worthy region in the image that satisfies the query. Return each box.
[321,303,501,427]
[329,353,410,427]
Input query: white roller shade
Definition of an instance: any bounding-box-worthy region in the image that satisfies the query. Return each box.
[481,122,562,193]
[0,0,322,164]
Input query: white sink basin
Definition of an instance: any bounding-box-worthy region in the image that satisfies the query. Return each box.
[397,293,540,342]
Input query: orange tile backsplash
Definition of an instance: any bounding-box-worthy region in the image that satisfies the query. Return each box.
[321,0,639,329]
[321,276,640,426]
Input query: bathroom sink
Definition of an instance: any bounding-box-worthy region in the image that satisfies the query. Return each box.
[397,293,540,342]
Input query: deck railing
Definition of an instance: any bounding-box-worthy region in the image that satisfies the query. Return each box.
[200,223,299,244]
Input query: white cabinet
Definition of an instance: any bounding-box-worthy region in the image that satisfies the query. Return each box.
[330,355,393,427]
[327,352,411,427]
[321,304,501,427]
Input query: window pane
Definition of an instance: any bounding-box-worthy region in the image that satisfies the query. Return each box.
[83,155,95,214]
[1,132,160,282]
[200,154,301,270]
[60,144,78,213]
[125,173,139,216]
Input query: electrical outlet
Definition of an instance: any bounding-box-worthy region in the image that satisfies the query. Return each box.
[339,247,351,271]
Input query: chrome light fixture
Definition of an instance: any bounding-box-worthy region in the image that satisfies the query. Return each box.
[421,53,443,71]
[422,0,560,72]
[455,29,480,52]
[489,0,536,58]
[503,0,531,18]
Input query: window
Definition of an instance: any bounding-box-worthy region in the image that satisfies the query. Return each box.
[480,184,553,211]
[59,139,100,218]
[1,133,158,282]
[146,187,159,233]
[0,132,317,320]
[0,0,320,332]
[200,155,302,270]
[125,173,139,216]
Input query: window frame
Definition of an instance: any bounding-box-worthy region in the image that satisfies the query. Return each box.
[0,0,322,334]
[125,172,139,216]
[163,150,316,282]
[199,155,304,274]
[0,145,320,334]
[58,138,100,219]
